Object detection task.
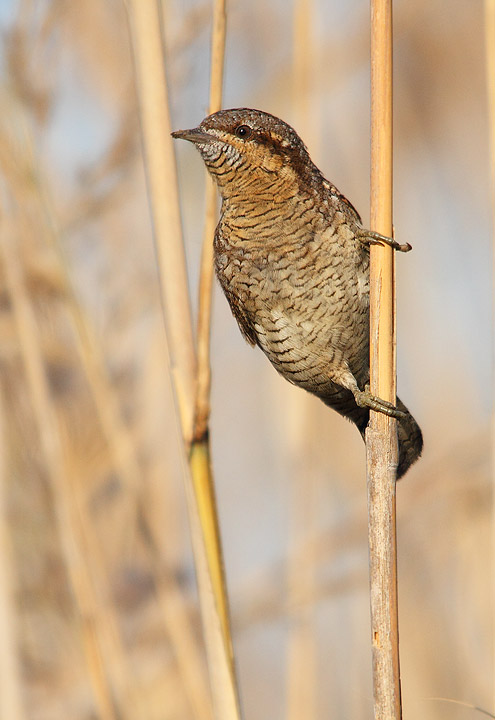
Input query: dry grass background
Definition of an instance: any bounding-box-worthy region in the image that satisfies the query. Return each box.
[0,0,492,718]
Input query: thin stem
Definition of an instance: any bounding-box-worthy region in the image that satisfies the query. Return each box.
[367,1,402,719]
[0,386,25,720]
[127,2,241,718]
[191,0,234,661]
[0,214,121,720]
[126,0,197,446]
[186,0,236,682]
[484,0,495,709]
[286,3,318,720]
[194,0,226,441]
[4,105,213,720]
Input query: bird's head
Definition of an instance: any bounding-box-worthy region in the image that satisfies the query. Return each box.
[172,108,319,199]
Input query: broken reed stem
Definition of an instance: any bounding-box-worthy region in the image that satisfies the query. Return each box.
[366,1,402,719]
[483,0,495,709]
[127,2,241,718]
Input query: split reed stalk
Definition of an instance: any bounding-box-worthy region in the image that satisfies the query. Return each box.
[127,2,241,718]
[484,0,495,707]
[366,1,402,719]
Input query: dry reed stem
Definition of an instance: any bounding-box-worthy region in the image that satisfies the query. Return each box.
[194,177,217,437]
[190,0,237,685]
[366,1,401,719]
[1,98,214,720]
[484,0,495,708]
[152,570,215,720]
[0,386,25,720]
[286,3,318,719]
[127,2,241,718]
[2,112,146,719]
[194,0,226,440]
[64,460,141,720]
[28,129,214,720]
[30,144,144,502]
[286,459,317,720]
[430,697,495,718]
[1,20,144,714]
[184,441,242,720]
[189,441,233,659]
[0,213,120,720]
[125,0,197,445]
[292,0,312,126]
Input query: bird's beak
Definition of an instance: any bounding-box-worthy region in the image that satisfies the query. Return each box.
[171,127,215,144]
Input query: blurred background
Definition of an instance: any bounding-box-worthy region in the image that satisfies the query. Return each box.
[0,0,492,718]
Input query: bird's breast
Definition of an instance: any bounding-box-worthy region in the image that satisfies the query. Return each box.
[214,206,371,388]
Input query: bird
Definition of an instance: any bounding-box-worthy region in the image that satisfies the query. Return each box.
[172,108,422,478]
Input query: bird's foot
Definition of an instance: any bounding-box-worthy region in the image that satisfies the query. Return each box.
[359,229,412,253]
[354,385,407,419]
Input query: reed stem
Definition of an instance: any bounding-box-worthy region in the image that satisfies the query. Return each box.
[367,1,402,717]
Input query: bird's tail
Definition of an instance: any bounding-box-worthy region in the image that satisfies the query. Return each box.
[354,396,423,479]
[394,397,423,478]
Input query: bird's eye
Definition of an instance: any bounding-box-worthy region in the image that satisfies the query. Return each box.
[235,124,252,139]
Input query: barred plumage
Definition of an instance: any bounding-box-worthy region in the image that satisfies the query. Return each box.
[173,108,422,478]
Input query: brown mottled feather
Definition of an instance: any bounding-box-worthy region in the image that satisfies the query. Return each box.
[173,108,422,478]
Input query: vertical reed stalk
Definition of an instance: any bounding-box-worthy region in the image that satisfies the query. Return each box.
[28,131,145,505]
[0,214,122,720]
[194,0,226,439]
[0,386,25,720]
[190,0,234,666]
[484,0,495,708]
[127,2,241,717]
[6,113,212,720]
[366,1,402,718]
[126,0,197,443]
[293,0,312,124]
[286,2,317,719]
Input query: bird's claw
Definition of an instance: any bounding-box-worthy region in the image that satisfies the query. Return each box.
[359,230,412,253]
[355,385,407,419]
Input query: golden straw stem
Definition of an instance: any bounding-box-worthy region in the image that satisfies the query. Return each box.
[484,0,495,709]
[14,118,214,718]
[194,0,226,440]
[366,1,402,719]
[127,2,241,717]
[0,386,25,720]
[126,0,197,445]
[183,443,242,720]
[190,0,233,665]
[4,121,212,720]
